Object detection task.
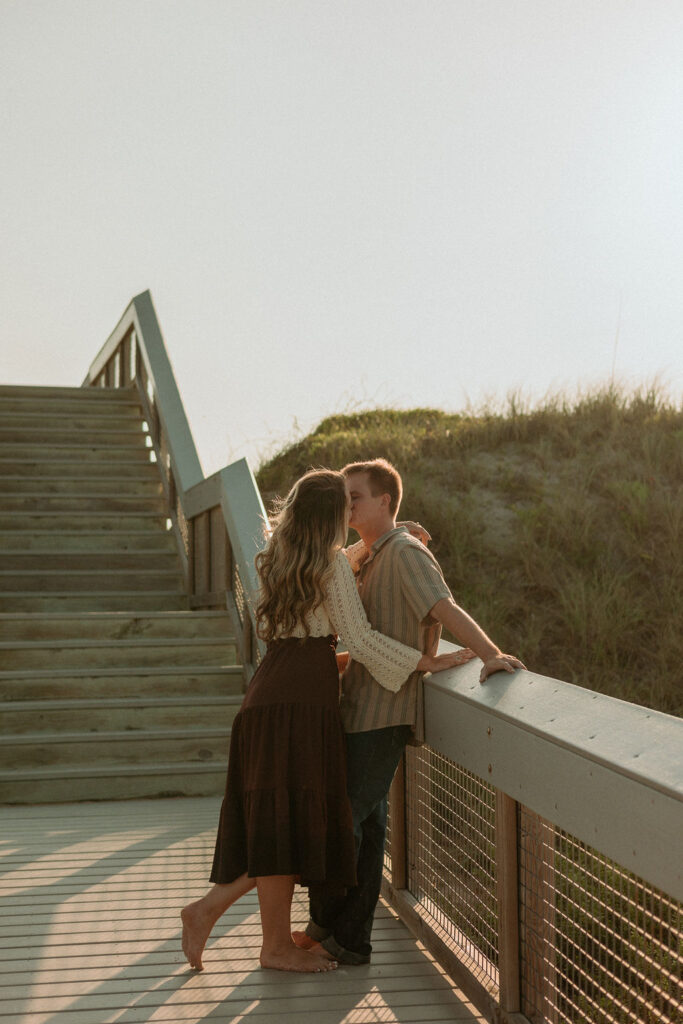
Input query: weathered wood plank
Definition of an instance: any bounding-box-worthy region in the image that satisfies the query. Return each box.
[0,797,481,1023]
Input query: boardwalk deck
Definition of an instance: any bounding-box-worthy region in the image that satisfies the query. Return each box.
[0,797,485,1024]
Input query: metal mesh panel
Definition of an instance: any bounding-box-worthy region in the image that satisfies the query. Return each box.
[519,805,682,1024]
[384,798,393,872]
[252,631,262,668]
[232,564,246,628]
[405,745,498,980]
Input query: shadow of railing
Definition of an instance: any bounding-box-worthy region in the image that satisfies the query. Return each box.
[1,800,483,1024]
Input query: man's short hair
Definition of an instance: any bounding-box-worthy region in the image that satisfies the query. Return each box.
[342,458,403,516]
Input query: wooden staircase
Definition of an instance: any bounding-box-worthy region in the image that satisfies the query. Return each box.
[0,384,243,803]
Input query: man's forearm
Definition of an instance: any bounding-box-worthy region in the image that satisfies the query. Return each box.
[431,598,501,662]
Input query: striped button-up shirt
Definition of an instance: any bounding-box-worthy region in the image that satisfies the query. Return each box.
[340,526,453,742]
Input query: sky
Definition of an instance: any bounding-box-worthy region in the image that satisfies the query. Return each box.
[1,0,681,475]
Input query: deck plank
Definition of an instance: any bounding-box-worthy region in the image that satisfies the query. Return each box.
[0,797,485,1023]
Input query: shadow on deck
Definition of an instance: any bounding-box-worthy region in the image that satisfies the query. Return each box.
[0,797,485,1024]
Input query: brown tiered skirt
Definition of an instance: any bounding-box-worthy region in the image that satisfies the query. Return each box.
[210,634,357,887]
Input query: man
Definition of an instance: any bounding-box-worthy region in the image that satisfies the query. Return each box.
[299,457,525,965]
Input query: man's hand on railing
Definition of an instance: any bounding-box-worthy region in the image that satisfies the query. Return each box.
[479,653,526,683]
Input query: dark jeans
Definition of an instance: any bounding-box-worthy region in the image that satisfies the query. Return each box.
[307,724,412,955]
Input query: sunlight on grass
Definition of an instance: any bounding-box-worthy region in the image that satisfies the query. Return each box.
[258,383,682,715]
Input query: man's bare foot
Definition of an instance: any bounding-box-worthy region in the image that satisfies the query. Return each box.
[181,900,216,970]
[260,944,338,973]
[291,931,336,958]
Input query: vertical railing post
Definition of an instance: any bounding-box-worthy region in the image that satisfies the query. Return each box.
[187,516,195,600]
[121,334,131,386]
[496,790,521,1014]
[192,511,211,606]
[389,754,408,889]
[224,525,233,598]
[242,613,254,680]
[168,468,178,520]
[519,809,559,1024]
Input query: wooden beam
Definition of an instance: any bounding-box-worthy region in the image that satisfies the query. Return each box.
[496,789,521,1014]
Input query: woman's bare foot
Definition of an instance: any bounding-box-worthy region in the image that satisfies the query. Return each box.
[260,944,338,972]
[181,900,216,970]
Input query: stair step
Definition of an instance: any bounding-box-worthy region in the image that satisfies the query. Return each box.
[0,637,237,670]
[0,384,137,399]
[1,695,242,734]
[0,476,163,497]
[0,727,231,770]
[0,665,242,700]
[0,569,184,592]
[0,530,177,553]
[0,458,157,479]
[0,443,154,463]
[0,493,166,513]
[2,552,180,571]
[0,591,190,612]
[0,396,142,417]
[0,610,232,641]
[0,427,149,446]
[0,383,238,805]
[0,760,228,803]
[0,511,169,531]
[0,410,143,430]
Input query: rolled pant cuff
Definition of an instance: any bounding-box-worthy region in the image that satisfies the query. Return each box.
[321,934,372,965]
[304,919,330,942]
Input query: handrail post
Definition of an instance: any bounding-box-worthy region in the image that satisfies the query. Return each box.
[519,809,559,1024]
[496,789,521,1015]
[120,333,131,386]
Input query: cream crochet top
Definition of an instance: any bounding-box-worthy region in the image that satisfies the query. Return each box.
[274,549,421,693]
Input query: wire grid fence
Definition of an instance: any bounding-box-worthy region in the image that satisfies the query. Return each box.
[385,800,392,871]
[518,805,683,1024]
[232,562,246,630]
[404,744,499,982]
[388,745,682,1024]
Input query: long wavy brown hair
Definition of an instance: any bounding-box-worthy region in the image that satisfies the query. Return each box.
[255,469,348,641]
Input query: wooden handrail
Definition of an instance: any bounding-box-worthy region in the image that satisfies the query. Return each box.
[82,291,267,680]
[424,642,682,900]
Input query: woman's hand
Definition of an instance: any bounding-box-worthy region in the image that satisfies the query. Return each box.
[398,520,432,546]
[418,648,477,673]
[397,524,430,548]
[479,653,526,684]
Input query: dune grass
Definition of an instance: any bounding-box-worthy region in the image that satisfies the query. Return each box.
[257,385,682,716]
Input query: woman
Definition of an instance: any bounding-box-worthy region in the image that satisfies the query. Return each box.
[181,470,470,973]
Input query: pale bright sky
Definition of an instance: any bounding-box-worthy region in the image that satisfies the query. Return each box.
[1,1,681,474]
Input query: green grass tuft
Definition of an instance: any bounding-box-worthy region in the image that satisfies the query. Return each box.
[257,384,682,715]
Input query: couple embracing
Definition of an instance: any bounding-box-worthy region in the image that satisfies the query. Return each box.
[181,459,524,973]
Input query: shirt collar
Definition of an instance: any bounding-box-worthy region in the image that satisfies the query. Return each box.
[369,525,408,558]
